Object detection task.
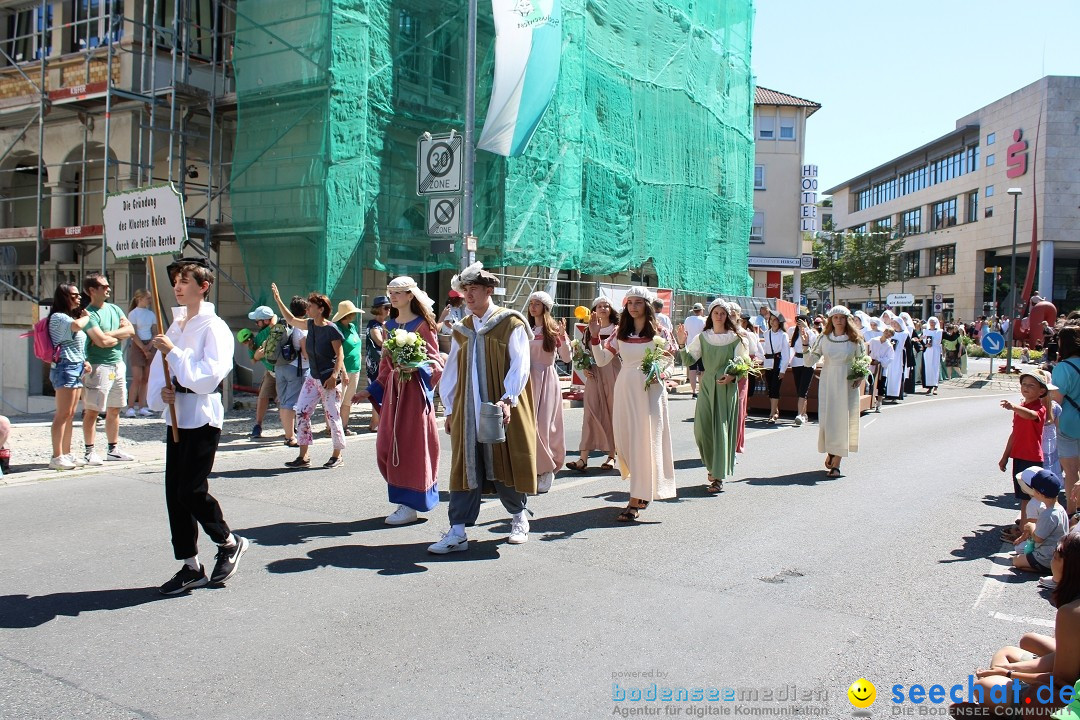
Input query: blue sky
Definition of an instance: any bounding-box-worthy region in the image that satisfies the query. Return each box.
[751,0,1080,194]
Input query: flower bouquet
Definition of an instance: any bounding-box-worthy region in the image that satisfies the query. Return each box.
[847,354,872,381]
[724,355,761,379]
[570,338,595,371]
[641,335,672,391]
[384,328,436,381]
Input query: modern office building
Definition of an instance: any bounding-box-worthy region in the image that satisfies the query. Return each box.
[826,75,1080,322]
[750,86,821,306]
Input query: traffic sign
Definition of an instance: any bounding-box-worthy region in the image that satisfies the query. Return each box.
[933,292,943,303]
[428,197,461,236]
[866,301,876,310]
[981,331,1006,356]
[886,293,914,306]
[417,133,462,195]
[933,302,943,314]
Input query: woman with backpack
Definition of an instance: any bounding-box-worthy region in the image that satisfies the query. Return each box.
[47,283,115,470]
[1052,325,1080,516]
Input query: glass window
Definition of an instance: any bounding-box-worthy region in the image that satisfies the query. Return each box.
[985,206,994,218]
[750,211,764,243]
[931,245,956,276]
[901,208,921,235]
[967,190,978,223]
[931,197,957,230]
[779,116,795,140]
[754,165,765,190]
[431,24,461,96]
[397,9,423,86]
[987,132,996,145]
[985,185,994,198]
[902,251,921,279]
[5,5,53,63]
[986,154,995,167]
[757,115,775,140]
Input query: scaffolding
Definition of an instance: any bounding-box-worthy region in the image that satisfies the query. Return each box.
[0,0,238,307]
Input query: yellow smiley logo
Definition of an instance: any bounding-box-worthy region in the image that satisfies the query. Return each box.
[847,678,876,709]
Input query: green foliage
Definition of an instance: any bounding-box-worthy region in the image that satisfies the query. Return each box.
[966,345,1044,361]
[847,227,905,306]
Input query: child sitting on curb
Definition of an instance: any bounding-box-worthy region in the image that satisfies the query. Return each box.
[1012,467,1068,577]
[1000,370,1052,527]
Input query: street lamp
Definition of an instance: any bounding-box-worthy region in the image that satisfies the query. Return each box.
[1005,187,1023,374]
[984,265,1002,317]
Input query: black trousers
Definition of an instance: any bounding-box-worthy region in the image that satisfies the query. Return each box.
[764,366,783,399]
[448,440,527,527]
[165,424,230,559]
[791,365,814,399]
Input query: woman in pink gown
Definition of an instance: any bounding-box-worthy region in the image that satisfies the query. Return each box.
[566,296,619,472]
[359,276,444,526]
[526,291,571,493]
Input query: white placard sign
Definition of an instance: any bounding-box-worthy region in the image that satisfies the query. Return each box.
[800,164,818,233]
[103,185,188,258]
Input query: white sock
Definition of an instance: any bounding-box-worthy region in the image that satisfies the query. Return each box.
[512,511,526,522]
[184,556,200,571]
[451,524,466,537]
[220,533,236,548]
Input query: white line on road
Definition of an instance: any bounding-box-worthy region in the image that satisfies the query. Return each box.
[987,611,1054,629]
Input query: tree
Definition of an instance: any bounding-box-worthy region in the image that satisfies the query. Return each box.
[848,225,905,306]
[802,230,850,307]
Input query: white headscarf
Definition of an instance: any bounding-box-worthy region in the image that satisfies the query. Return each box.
[387,276,434,311]
[590,295,613,310]
[624,286,655,304]
[927,316,940,330]
[526,291,554,311]
[854,310,872,328]
[899,311,915,334]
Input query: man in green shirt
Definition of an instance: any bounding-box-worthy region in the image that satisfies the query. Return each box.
[82,272,135,464]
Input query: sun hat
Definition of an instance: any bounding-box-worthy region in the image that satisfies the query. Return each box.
[1020,369,1058,393]
[692,302,704,311]
[448,289,464,299]
[331,299,364,323]
[248,306,275,321]
[370,295,390,309]
[236,328,254,343]
[1015,466,1064,499]
[387,276,435,311]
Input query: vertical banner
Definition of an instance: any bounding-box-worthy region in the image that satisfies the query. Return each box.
[477,0,562,157]
[800,165,818,232]
[766,272,782,298]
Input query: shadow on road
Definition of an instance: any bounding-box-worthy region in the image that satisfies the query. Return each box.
[211,466,306,480]
[478,506,663,542]
[742,470,841,487]
[0,588,167,629]
[241,516,428,547]
[980,493,1018,510]
[265,539,501,576]
[940,524,1007,564]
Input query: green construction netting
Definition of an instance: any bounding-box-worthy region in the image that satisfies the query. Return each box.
[231,0,753,301]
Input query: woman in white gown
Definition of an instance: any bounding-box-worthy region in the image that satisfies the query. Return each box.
[808,306,866,477]
[921,316,943,394]
[881,311,909,401]
[591,287,677,522]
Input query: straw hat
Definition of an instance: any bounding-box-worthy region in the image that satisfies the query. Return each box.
[331,299,364,323]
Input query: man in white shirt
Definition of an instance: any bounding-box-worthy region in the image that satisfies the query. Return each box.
[430,262,537,554]
[682,303,706,398]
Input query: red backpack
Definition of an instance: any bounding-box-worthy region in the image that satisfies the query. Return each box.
[21,316,61,364]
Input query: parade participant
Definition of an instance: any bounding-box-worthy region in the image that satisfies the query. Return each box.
[788,314,818,427]
[247,305,278,439]
[81,272,136,463]
[922,317,943,394]
[680,298,748,493]
[124,289,157,417]
[999,370,1051,524]
[147,257,248,595]
[808,305,866,477]
[682,303,706,398]
[332,300,364,435]
[48,282,99,470]
[867,325,896,413]
[900,311,920,395]
[363,296,391,432]
[270,283,347,469]
[761,308,790,423]
[591,287,677,521]
[429,263,536,553]
[361,276,443,526]
[525,291,570,493]
[942,323,964,380]
[567,296,619,473]
[857,312,882,401]
[735,310,764,453]
[882,312,910,403]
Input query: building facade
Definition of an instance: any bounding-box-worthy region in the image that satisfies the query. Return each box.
[751,86,821,306]
[826,76,1080,322]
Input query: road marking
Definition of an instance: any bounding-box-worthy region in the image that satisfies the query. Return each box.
[988,611,1055,629]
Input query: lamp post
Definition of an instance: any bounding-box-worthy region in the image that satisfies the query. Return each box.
[984,265,1002,317]
[1004,188,1023,374]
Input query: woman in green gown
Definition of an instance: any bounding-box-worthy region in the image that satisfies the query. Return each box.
[680,299,750,493]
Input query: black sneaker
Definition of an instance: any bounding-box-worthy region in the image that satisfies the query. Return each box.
[159,565,208,595]
[284,456,311,468]
[323,456,344,469]
[210,536,249,583]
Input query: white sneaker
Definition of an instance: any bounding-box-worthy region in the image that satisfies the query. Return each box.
[123,407,136,418]
[106,448,135,462]
[794,415,804,426]
[427,530,469,554]
[385,504,418,526]
[49,455,76,471]
[537,471,553,493]
[508,513,529,545]
[68,454,87,467]
[1039,576,1058,590]
[84,451,104,466]
[138,407,153,417]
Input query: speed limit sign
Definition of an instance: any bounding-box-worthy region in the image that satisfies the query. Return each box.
[417,132,462,195]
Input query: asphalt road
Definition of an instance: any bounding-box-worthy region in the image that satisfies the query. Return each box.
[0,382,1054,719]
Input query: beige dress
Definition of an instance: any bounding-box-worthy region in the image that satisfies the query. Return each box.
[580,324,619,456]
[815,333,864,457]
[530,327,571,476]
[594,335,676,501]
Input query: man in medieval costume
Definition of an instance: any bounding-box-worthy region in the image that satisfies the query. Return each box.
[429,262,537,553]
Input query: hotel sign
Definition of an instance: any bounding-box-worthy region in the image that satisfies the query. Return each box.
[800,164,818,232]
[749,254,818,269]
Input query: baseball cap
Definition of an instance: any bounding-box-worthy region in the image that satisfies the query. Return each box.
[248,306,275,321]
[1020,369,1057,393]
[1015,467,1064,499]
[691,303,704,311]
[236,328,254,343]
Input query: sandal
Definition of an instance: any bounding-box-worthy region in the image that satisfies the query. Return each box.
[826,467,841,478]
[565,458,588,473]
[616,500,649,522]
[283,438,299,448]
[600,458,615,471]
[825,454,836,470]
[706,479,723,494]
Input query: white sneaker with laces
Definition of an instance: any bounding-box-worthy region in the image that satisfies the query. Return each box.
[508,513,529,545]
[794,415,804,427]
[84,451,104,466]
[138,407,153,417]
[427,530,468,554]
[385,504,418,526]
[123,407,136,418]
[106,448,135,462]
[1039,576,1058,590]
[49,455,76,471]
[68,454,87,467]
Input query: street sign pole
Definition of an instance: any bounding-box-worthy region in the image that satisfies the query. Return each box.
[460,0,478,270]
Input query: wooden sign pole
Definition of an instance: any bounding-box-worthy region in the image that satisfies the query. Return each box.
[148,257,179,443]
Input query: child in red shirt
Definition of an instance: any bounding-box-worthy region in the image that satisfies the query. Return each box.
[999,370,1054,528]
